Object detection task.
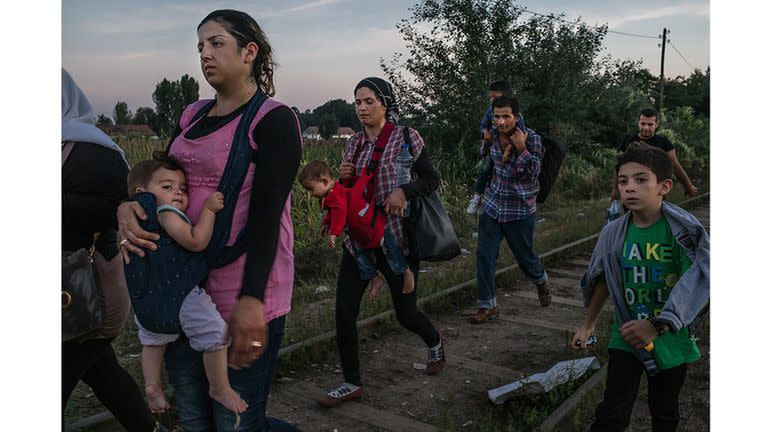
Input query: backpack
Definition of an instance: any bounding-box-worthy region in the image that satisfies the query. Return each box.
[124,91,267,334]
[344,123,395,249]
[535,132,566,203]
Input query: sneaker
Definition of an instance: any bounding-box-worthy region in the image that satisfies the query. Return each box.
[426,334,446,375]
[466,195,482,214]
[536,281,552,307]
[468,307,499,324]
[317,383,364,408]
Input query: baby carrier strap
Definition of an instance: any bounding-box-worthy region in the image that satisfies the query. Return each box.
[125,92,268,334]
[171,94,267,268]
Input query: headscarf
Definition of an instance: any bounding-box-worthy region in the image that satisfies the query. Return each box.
[354,77,400,125]
[62,68,127,163]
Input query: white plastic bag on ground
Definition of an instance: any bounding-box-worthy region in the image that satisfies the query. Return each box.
[487,357,601,405]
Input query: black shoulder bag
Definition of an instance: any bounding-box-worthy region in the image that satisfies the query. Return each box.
[402,127,461,261]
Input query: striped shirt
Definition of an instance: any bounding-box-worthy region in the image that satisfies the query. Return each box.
[482,127,543,222]
[342,125,425,255]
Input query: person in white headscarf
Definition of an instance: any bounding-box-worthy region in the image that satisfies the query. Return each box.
[62,68,164,432]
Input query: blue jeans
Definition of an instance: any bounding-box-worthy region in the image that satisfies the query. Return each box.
[350,229,409,280]
[475,213,548,309]
[164,315,300,432]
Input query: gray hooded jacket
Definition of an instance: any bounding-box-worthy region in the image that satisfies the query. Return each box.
[580,201,709,372]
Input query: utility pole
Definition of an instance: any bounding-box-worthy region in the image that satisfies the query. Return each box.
[659,27,668,114]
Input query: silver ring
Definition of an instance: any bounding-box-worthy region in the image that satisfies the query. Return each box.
[249,340,262,348]
[119,239,128,247]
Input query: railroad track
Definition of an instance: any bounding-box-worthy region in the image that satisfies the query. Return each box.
[66,195,710,431]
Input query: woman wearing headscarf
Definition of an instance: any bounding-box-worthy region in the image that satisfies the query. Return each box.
[62,68,162,431]
[318,77,446,407]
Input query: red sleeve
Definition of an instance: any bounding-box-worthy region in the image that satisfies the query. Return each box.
[324,187,347,236]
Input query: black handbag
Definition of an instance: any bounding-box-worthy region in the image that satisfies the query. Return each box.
[406,191,461,261]
[400,128,461,261]
[62,247,104,342]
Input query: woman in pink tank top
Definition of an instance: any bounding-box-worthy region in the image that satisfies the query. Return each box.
[117,9,301,432]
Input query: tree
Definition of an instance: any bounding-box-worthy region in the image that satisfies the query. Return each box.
[313,99,360,130]
[133,106,159,134]
[96,114,113,127]
[152,75,200,136]
[113,101,133,124]
[319,113,340,139]
[381,0,647,165]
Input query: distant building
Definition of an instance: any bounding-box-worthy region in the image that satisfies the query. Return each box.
[302,126,321,140]
[99,124,158,139]
[332,127,356,140]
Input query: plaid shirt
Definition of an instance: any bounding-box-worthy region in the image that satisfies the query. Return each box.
[342,125,425,255]
[482,127,543,222]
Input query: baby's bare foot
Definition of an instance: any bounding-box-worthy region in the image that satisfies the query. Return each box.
[403,269,415,294]
[210,385,248,414]
[368,276,385,300]
[145,384,170,413]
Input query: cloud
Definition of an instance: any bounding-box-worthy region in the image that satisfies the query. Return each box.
[576,3,710,29]
[84,0,342,33]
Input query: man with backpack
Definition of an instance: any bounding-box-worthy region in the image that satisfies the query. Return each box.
[470,95,551,324]
[611,107,698,200]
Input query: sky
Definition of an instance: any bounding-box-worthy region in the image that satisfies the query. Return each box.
[4,1,768,430]
[62,0,710,118]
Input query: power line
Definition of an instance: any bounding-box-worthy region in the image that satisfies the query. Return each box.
[513,6,659,39]
[668,40,697,72]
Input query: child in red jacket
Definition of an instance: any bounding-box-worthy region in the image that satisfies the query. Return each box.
[299,160,414,298]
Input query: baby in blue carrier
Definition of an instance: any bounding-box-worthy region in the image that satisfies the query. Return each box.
[126,154,247,415]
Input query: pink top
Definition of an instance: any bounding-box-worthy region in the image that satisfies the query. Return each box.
[169,98,294,322]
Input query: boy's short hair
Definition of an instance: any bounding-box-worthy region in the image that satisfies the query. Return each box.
[488,80,512,93]
[127,151,184,195]
[492,95,521,116]
[640,107,659,119]
[298,160,332,185]
[616,142,673,181]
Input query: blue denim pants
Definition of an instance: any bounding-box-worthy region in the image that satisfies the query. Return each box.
[475,212,548,309]
[350,228,409,280]
[164,315,300,432]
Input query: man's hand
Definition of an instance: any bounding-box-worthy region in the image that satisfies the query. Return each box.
[510,127,528,154]
[205,192,224,213]
[339,161,355,181]
[685,184,699,197]
[329,234,337,249]
[227,296,268,369]
[619,320,657,350]
[383,188,407,217]
[117,201,160,264]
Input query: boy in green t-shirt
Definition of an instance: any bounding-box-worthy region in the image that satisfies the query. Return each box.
[571,143,709,431]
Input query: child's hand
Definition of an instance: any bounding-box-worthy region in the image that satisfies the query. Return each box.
[571,326,594,350]
[328,234,337,249]
[205,192,225,213]
[619,320,657,350]
[482,129,492,142]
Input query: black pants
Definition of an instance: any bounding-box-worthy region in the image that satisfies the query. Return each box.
[336,247,440,386]
[591,349,688,432]
[63,337,156,432]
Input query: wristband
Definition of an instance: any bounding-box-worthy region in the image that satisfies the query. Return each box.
[650,318,667,336]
